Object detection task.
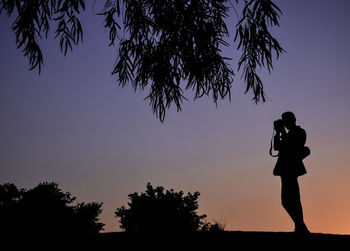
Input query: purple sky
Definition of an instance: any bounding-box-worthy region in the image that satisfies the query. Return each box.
[1,0,350,234]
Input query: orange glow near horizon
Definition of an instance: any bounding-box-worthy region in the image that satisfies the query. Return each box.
[98,146,350,235]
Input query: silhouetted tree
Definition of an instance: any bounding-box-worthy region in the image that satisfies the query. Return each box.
[73,202,104,235]
[0,0,283,122]
[116,183,206,232]
[0,183,24,234]
[0,182,104,236]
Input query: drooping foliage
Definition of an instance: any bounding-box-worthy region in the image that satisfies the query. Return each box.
[100,0,234,121]
[1,0,283,122]
[0,0,85,73]
[234,0,284,103]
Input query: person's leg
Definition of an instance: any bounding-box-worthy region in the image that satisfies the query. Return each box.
[281,177,309,233]
[281,177,295,221]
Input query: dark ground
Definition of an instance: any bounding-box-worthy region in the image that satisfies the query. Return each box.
[6,231,350,249]
[93,231,350,249]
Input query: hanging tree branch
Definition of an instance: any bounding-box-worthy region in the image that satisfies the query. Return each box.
[0,0,85,73]
[1,0,283,122]
[234,0,284,103]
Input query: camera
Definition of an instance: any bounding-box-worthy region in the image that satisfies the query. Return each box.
[274,119,284,133]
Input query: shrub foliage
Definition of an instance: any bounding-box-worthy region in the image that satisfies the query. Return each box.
[0,182,104,236]
[116,183,207,232]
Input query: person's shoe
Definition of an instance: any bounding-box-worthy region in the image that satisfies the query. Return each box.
[294,223,310,235]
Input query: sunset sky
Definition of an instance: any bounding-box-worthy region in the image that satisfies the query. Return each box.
[1,0,350,234]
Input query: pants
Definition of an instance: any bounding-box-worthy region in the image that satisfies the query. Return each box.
[281,177,305,229]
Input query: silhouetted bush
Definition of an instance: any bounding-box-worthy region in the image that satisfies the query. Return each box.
[0,182,104,236]
[201,219,227,232]
[115,183,207,233]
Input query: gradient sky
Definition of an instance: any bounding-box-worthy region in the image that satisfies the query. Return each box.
[1,0,350,234]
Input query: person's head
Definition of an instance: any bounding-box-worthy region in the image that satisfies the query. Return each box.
[281,111,296,130]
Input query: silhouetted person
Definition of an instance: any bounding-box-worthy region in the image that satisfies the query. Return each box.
[272,111,310,234]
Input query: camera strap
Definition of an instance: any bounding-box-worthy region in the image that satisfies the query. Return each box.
[269,130,279,157]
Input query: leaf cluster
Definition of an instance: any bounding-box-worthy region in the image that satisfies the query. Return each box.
[0,0,85,73]
[101,0,234,122]
[101,0,284,121]
[115,183,207,232]
[235,0,284,102]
